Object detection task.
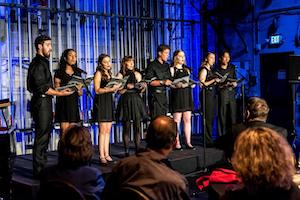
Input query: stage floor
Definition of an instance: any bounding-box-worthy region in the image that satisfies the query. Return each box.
[11,142,224,200]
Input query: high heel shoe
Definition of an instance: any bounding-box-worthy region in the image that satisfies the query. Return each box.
[105,155,113,162]
[175,146,183,151]
[186,145,196,150]
[99,157,108,165]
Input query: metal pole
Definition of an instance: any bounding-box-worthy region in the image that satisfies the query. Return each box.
[17,0,24,128]
[57,0,62,58]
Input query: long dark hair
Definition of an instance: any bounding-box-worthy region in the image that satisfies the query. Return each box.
[120,56,135,76]
[96,54,112,80]
[58,49,77,73]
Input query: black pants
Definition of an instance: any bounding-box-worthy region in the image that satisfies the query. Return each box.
[218,90,236,136]
[148,92,168,119]
[201,89,216,145]
[31,97,52,176]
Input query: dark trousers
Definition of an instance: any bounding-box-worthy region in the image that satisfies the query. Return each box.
[148,92,168,119]
[31,97,52,176]
[201,89,216,145]
[218,91,236,136]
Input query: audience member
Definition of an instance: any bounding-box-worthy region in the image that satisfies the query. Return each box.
[102,115,189,200]
[216,96,288,160]
[221,127,300,200]
[39,125,105,200]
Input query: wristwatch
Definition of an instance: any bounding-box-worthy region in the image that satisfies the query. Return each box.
[159,80,164,86]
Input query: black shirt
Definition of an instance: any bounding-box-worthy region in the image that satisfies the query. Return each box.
[215,64,237,87]
[145,58,171,92]
[27,54,53,96]
[215,64,237,100]
[216,64,236,78]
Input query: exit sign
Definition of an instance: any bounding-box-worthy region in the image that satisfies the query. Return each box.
[269,34,283,46]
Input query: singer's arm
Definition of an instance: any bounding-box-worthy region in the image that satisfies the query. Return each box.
[199,68,219,88]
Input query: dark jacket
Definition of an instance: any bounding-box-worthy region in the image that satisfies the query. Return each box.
[40,165,105,200]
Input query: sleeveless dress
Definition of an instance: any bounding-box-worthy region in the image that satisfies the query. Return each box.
[170,67,194,113]
[54,69,81,123]
[200,66,217,145]
[93,76,114,122]
[116,71,148,121]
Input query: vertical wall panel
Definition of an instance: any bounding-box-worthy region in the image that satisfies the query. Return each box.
[0,0,202,154]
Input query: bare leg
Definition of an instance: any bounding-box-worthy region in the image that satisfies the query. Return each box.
[104,122,113,161]
[60,122,70,136]
[173,112,183,149]
[98,123,107,164]
[183,111,193,148]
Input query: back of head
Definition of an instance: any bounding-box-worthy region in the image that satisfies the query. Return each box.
[146,115,177,150]
[58,125,93,167]
[232,127,295,190]
[34,35,51,51]
[246,97,269,121]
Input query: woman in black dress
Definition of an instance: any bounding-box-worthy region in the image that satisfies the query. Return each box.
[54,49,83,135]
[116,56,147,156]
[198,52,220,146]
[170,50,195,149]
[93,54,121,165]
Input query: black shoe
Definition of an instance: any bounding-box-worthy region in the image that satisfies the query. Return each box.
[186,145,196,150]
[175,147,183,151]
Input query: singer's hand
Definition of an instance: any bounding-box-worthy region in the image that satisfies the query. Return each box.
[215,78,221,83]
[137,82,147,89]
[76,83,83,90]
[126,83,134,89]
[176,82,183,88]
[181,83,189,88]
[112,83,122,92]
[164,79,172,86]
[60,89,74,96]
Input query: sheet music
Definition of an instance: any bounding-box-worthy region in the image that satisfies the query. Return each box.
[56,83,78,91]
[171,76,190,85]
[106,76,129,88]
[69,75,94,86]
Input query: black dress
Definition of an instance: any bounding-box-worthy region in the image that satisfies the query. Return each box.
[200,66,217,145]
[170,66,194,113]
[93,76,114,122]
[54,69,81,123]
[116,71,148,121]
